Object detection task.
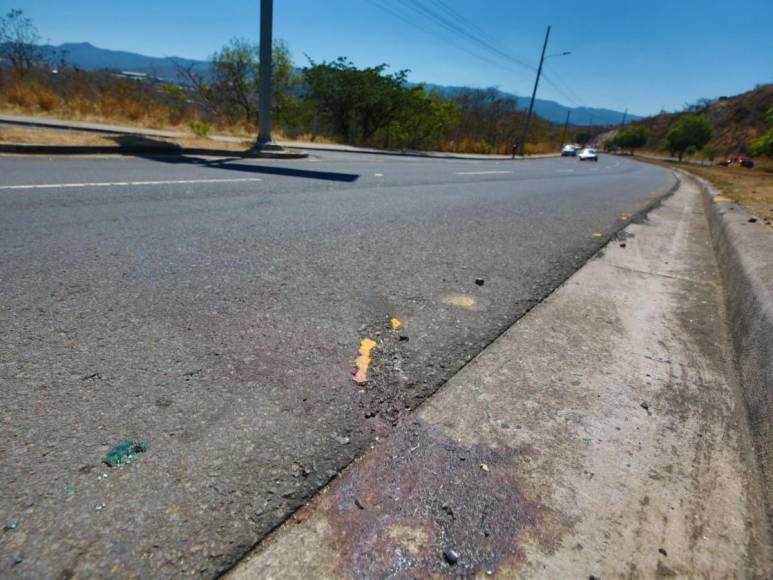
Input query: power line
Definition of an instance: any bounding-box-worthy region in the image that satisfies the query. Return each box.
[370,0,592,118]
[395,0,537,74]
[369,0,530,77]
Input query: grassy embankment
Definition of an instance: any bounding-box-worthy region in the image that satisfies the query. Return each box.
[0,77,557,155]
[638,153,773,228]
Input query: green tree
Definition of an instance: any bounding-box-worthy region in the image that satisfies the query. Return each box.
[613,126,648,154]
[662,114,713,160]
[750,108,773,157]
[176,38,297,127]
[575,129,592,145]
[303,57,408,145]
[387,86,460,150]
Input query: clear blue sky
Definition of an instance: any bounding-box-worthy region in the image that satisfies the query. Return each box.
[3,0,772,115]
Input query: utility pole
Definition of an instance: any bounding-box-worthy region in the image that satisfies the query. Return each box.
[253,0,282,151]
[620,108,628,128]
[519,25,550,156]
[561,109,571,144]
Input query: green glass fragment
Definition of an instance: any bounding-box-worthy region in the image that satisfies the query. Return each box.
[102,439,148,467]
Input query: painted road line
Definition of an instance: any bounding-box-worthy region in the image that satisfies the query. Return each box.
[455,170,513,175]
[0,177,263,190]
[556,169,575,173]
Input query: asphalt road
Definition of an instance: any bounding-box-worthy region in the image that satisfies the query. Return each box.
[0,151,674,577]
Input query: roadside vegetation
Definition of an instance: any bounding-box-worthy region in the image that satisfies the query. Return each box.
[636,103,773,224]
[603,89,773,226]
[0,9,564,154]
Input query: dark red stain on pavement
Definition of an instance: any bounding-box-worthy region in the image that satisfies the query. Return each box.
[327,418,552,578]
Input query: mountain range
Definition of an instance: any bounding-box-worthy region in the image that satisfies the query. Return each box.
[39,42,639,126]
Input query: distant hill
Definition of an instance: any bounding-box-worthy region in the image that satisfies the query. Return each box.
[33,42,636,126]
[39,42,210,81]
[422,83,639,127]
[634,84,773,153]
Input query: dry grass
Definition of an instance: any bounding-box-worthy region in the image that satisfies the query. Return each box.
[0,125,255,151]
[1,78,558,154]
[639,155,773,229]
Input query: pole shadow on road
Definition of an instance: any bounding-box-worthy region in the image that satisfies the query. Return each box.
[137,153,361,183]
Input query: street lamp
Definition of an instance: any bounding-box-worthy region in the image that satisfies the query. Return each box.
[518,27,571,156]
[252,0,283,153]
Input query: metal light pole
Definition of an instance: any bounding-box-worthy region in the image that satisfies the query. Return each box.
[518,27,571,156]
[519,26,550,156]
[253,0,282,151]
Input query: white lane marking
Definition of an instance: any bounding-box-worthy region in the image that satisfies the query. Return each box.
[455,170,513,175]
[0,177,263,190]
[374,173,384,177]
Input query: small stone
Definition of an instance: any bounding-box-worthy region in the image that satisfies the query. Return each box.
[441,503,454,517]
[480,463,489,472]
[620,243,627,248]
[95,503,107,511]
[12,556,23,567]
[97,473,109,481]
[748,217,758,223]
[442,549,459,565]
[354,498,365,510]
[640,401,650,411]
[475,278,485,286]
[656,561,676,577]
[4,519,19,531]
[659,547,668,557]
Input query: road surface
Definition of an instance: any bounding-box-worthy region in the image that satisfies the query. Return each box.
[0,151,674,577]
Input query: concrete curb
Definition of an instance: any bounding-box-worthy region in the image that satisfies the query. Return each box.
[277,141,560,161]
[0,140,559,162]
[696,173,773,530]
[0,142,309,159]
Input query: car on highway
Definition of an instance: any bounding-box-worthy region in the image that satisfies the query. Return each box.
[561,144,578,156]
[718,155,755,168]
[577,147,599,162]
[734,156,754,168]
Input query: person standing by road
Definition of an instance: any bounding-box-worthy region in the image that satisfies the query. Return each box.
[511,139,519,159]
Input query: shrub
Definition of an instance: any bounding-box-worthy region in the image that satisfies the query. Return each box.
[662,114,713,160]
[188,120,211,137]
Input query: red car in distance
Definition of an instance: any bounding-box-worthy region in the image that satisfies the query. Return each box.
[718,156,755,168]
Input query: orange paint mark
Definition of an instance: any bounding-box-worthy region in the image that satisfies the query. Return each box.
[352,338,377,386]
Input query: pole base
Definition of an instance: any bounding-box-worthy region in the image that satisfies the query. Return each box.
[250,140,285,152]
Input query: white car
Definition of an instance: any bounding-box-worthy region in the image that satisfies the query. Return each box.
[578,148,598,162]
[561,144,578,157]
